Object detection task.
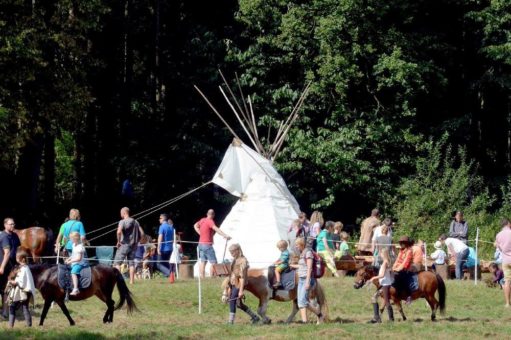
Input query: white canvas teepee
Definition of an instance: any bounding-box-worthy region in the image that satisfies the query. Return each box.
[210,139,300,267]
[193,73,310,275]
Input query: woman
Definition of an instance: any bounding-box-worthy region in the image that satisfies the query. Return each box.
[309,211,324,251]
[373,223,395,268]
[290,238,324,324]
[368,247,394,323]
[226,243,260,324]
[316,221,339,277]
[55,209,87,256]
[392,236,413,304]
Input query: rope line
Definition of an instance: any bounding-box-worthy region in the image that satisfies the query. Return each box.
[86,181,212,243]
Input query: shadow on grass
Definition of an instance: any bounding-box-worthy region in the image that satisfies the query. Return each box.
[328,317,356,324]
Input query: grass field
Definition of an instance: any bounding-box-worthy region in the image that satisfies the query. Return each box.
[1,273,510,339]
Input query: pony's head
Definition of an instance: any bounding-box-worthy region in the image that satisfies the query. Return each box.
[353,265,377,289]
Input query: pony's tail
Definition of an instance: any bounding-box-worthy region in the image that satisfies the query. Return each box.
[114,268,139,314]
[315,281,329,321]
[436,274,446,315]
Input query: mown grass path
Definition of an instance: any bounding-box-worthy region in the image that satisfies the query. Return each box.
[1,274,510,339]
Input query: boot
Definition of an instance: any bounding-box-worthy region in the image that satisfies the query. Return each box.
[8,314,15,328]
[227,312,235,325]
[386,305,394,322]
[367,303,381,323]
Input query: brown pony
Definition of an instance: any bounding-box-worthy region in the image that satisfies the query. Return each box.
[221,268,328,324]
[28,264,137,325]
[353,266,446,321]
[15,227,49,263]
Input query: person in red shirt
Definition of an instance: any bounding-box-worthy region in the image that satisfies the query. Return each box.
[392,236,414,304]
[194,209,231,278]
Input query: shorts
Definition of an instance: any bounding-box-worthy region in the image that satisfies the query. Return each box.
[276,263,289,273]
[297,276,315,308]
[71,264,84,275]
[198,244,217,263]
[503,263,511,281]
[114,244,137,267]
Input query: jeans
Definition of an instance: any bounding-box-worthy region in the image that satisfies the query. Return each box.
[156,250,172,277]
[297,276,315,308]
[455,248,470,280]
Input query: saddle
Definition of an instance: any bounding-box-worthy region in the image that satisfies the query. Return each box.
[392,271,419,293]
[267,266,297,291]
[57,264,92,291]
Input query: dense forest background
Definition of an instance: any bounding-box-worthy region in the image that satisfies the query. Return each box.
[0,0,510,255]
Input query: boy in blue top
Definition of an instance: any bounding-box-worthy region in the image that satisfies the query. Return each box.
[156,214,174,277]
[273,240,290,288]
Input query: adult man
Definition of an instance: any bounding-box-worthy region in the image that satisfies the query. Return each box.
[55,209,87,256]
[495,218,511,307]
[439,234,469,280]
[156,213,174,277]
[194,209,231,278]
[448,211,468,244]
[114,207,145,284]
[0,218,21,318]
[357,209,380,255]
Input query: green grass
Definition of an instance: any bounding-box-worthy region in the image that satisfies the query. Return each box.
[1,274,510,339]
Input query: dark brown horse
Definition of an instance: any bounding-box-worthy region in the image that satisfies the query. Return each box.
[29,264,137,325]
[353,266,446,321]
[15,227,49,263]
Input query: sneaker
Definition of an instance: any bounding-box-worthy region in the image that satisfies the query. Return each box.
[272,281,281,289]
[405,296,412,305]
[70,288,80,296]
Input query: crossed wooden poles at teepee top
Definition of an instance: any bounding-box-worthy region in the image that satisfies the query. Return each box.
[194,70,312,161]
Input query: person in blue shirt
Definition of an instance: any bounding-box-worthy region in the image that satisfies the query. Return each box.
[55,209,87,256]
[464,247,480,269]
[156,214,174,277]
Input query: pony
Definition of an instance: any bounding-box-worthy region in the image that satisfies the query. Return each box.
[28,264,137,325]
[15,227,51,263]
[353,265,446,321]
[221,268,328,324]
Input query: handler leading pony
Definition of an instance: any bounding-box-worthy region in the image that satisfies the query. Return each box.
[354,265,446,321]
[221,267,328,324]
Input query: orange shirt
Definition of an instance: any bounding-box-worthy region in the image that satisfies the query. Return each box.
[392,247,413,272]
[412,245,424,265]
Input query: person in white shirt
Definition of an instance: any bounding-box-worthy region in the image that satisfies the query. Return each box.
[430,241,447,273]
[439,234,468,280]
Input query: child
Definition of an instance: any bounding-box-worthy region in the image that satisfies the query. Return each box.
[369,247,394,322]
[7,249,36,328]
[331,222,343,250]
[65,231,89,296]
[335,232,350,259]
[273,240,289,288]
[430,241,446,272]
[489,263,504,288]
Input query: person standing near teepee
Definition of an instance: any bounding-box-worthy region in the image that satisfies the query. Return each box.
[194,209,231,278]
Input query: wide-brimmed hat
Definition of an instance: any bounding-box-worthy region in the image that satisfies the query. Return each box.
[434,241,442,249]
[398,236,411,244]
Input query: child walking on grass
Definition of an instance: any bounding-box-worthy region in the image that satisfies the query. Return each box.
[7,249,36,328]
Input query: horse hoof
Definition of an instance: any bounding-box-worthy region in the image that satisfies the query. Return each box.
[263,319,272,325]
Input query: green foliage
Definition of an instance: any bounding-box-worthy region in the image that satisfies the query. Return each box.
[55,130,75,202]
[391,137,499,257]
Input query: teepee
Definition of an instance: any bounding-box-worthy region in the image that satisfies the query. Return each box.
[195,72,311,270]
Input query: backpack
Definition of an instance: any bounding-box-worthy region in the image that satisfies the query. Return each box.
[311,251,325,279]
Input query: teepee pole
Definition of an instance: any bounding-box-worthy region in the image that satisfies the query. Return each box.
[194,85,241,140]
[219,86,262,154]
[219,70,253,134]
